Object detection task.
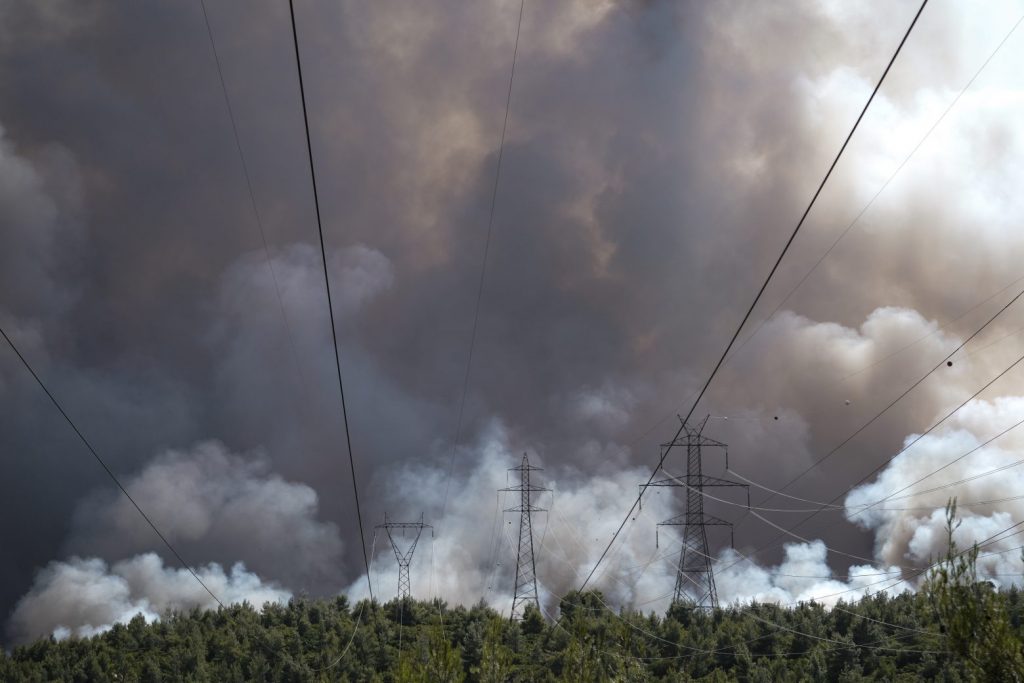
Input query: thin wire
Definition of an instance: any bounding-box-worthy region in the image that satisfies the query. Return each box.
[618,0,1024,479]
[850,414,1024,519]
[309,528,379,672]
[482,490,504,600]
[440,0,526,524]
[626,266,1024,458]
[713,347,1024,581]
[728,11,1024,365]
[745,508,920,570]
[762,284,1024,498]
[198,0,313,411]
[886,457,1024,503]
[785,349,1024,535]
[580,0,929,592]
[4,309,368,667]
[666,466,935,514]
[287,0,372,599]
[0,326,224,607]
[838,276,1024,385]
[516,528,943,659]
[726,406,1024,509]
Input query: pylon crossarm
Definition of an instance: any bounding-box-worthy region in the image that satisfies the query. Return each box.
[376,515,430,600]
[504,504,547,513]
[663,437,727,451]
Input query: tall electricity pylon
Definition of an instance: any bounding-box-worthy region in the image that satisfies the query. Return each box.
[376,513,432,600]
[640,416,748,608]
[500,453,549,620]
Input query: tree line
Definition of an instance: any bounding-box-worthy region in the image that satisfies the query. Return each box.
[4,510,1023,682]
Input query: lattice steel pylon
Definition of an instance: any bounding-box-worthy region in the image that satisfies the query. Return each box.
[500,453,549,620]
[376,513,432,600]
[640,416,748,608]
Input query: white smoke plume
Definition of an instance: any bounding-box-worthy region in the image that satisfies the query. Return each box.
[66,441,346,594]
[346,421,679,616]
[845,396,1024,582]
[7,553,289,644]
[715,540,909,607]
[344,421,916,617]
[8,0,1024,649]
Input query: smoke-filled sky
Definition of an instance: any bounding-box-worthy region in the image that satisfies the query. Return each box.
[4,0,1024,644]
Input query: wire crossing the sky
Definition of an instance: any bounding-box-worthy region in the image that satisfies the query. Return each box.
[440,0,526,524]
[714,344,1024,580]
[761,282,1024,502]
[725,10,1024,367]
[0,326,225,608]
[287,0,373,600]
[580,0,930,593]
[198,0,314,413]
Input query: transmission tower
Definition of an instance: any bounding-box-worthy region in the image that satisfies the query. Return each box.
[376,513,432,600]
[640,416,748,608]
[500,453,549,620]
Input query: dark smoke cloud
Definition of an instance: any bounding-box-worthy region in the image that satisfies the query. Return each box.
[4,0,1024,643]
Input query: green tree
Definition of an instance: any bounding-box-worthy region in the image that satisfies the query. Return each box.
[924,501,1024,681]
[473,617,514,683]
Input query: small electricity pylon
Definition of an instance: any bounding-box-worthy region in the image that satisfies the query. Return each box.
[500,453,549,620]
[640,416,748,609]
[376,513,432,600]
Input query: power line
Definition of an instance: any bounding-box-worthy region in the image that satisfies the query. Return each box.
[837,274,1024,385]
[687,266,1024,579]
[624,248,1024,459]
[440,0,526,526]
[198,0,313,410]
[580,0,929,592]
[726,10,1024,365]
[0,326,224,608]
[621,4,1023,484]
[787,345,1024,528]
[667,465,1024,514]
[724,410,1024,511]
[521,527,946,659]
[713,345,1024,580]
[287,0,372,600]
[848,409,1024,520]
[759,283,1024,500]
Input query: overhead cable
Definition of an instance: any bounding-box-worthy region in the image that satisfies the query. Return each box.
[580,0,930,592]
[440,0,527,526]
[287,0,373,599]
[0,326,224,608]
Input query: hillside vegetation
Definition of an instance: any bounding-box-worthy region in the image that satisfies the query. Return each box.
[0,584,1019,682]
[5,523,1024,683]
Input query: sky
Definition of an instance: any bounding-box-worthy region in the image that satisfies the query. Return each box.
[4,0,1024,644]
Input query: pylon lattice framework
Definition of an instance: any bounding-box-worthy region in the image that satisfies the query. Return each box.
[376,513,432,600]
[640,416,748,609]
[500,453,549,620]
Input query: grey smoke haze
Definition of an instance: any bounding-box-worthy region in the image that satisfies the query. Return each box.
[4,0,1024,644]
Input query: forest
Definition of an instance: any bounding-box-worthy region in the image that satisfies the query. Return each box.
[3,554,1023,683]
[4,519,1023,682]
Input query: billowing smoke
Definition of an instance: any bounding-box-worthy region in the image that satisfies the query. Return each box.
[7,554,289,644]
[65,441,347,595]
[845,396,1024,581]
[346,421,679,616]
[0,121,81,323]
[715,541,909,607]
[5,0,1024,649]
